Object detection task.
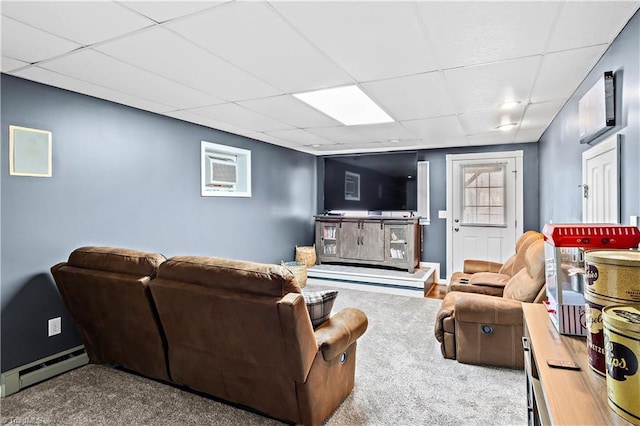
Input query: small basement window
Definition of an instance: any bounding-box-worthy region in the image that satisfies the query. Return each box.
[201,141,251,197]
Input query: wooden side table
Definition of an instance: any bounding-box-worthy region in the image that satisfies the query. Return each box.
[522,303,633,425]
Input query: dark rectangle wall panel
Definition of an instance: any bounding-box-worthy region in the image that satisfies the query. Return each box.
[0,74,317,372]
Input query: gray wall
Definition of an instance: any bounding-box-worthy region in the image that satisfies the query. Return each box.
[539,10,640,226]
[317,142,540,279]
[1,75,317,372]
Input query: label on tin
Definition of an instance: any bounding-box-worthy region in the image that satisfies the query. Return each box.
[586,301,606,374]
[585,263,598,286]
[605,337,639,381]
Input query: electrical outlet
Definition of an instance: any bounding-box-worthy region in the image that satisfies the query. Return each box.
[48,317,61,337]
[631,215,638,227]
[438,210,447,219]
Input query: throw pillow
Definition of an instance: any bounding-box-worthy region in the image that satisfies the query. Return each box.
[303,290,338,328]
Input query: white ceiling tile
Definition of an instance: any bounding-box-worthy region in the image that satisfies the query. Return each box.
[362,72,457,121]
[272,2,438,81]
[264,129,334,146]
[305,126,374,145]
[120,1,226,23]
[467,131,516,146]
[444,56,541,113]
[520,101,565,130]
[237,95,340,128]
[400,116,468,146]
[548,2,640,52]
[186,103,293,133]
[14,66,174,114]
[164,110,255,135]
[418,1,560,69]
[40,49,223,109]
[458,107,525,135]
[0,17,81,63]
[352,122,417,143]
[167,1,353,93]
[1,1,153,45]
[530,45,608,103]
[1,56,29,72]
[95,27,281,101]
[515,128,545,144]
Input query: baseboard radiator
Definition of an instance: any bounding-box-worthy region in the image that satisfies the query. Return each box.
[1,345,88,398]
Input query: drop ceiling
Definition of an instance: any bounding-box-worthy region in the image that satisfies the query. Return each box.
[1,1,638,155]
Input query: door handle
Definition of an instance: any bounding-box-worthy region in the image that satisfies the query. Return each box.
[454,228,460,232]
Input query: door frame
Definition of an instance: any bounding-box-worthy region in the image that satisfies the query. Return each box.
[581,133,620,223]
[445,150,524,279]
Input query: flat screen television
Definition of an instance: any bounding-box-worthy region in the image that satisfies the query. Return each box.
[323,151,418,212]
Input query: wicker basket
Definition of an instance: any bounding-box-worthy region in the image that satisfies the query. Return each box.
[281,261,307,288]
[295,245,317,268]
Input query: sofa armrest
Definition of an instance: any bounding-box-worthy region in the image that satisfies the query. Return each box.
[447,282,504,297]
[314,308,368,361]
[434,291,457,342]
[454,292,523,326]
[463,259,503,274]
[467,272,511,288]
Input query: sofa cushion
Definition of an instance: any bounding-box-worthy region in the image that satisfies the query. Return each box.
[67,246,166,277]
[303,290,338,328]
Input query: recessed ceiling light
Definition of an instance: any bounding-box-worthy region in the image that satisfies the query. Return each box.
[500,100,521,110]
[311,144,322,148]
[497,123,518,131]
[293,85,394,126]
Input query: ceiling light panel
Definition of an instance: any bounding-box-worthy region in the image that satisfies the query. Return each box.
[272,2,439,81]
[237,95,340,128]
[530,45,608,104]
[95,27,281,102]
[547,2,640,52]
[167,2,352,93]
[294,85,393,126]
[1,2,153,45]
[121,1,227,23]
[0,17,80,63]
[40,49,222,109]
[361,72,457,121]
[418,1,559,69]
[444,56,540,113]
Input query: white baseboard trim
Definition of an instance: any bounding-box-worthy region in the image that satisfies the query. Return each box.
[1,345,88,398]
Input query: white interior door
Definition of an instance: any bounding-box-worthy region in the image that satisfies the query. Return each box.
[582,134,620,223]
[446,151,523,279]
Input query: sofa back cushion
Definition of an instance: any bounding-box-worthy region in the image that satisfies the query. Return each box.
[498,231,543,276]
[51,246,169,381]
[157,255,300,297]
[149,256,313,422]
[503,239,546,302]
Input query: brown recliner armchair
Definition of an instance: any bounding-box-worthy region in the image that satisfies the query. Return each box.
[51,246,170,382]
[434,239,546,369]
[148,255,368,426]
[447,230,543,297]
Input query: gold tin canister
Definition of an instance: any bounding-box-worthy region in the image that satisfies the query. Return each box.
[603,304,640,425]
[584,250,640,376]
[584,250,640,302]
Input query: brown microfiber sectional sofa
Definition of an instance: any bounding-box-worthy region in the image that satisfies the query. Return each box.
[51,246,368,426]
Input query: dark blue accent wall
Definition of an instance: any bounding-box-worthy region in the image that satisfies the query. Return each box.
[1,75,317,372]
[539,10,640,226]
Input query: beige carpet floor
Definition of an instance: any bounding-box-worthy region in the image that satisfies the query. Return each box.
[1,283,526,425]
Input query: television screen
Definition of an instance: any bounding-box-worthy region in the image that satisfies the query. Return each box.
[323,151,417,212]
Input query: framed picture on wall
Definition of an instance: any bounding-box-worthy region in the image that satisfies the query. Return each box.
[345,171,360,201]
[9,125,52,177]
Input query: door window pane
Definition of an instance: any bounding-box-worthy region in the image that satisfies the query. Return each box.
[461,163,506,226]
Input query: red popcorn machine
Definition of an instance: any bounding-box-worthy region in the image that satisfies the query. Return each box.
[542,223,640,336]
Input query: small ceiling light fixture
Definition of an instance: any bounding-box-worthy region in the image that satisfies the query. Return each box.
[500,100,521,110]
[311,144,322,148]
[497,122,518,132]
[293,85,394,126]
